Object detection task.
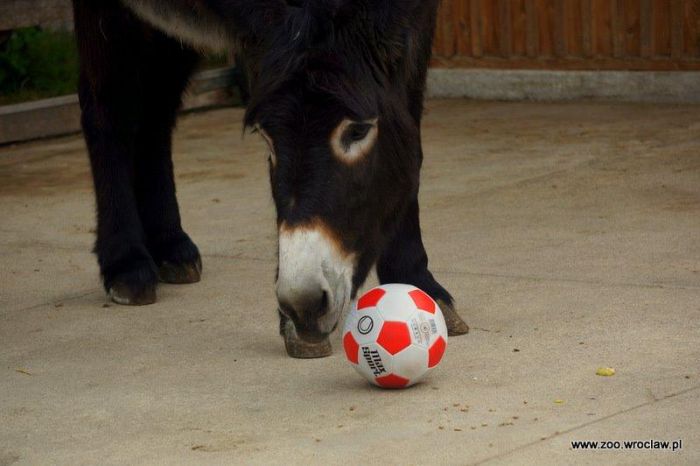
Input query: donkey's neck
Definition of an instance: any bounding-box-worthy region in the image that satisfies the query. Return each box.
[121,0,232,51]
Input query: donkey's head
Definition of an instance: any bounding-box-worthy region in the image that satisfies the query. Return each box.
[245,0,430,351]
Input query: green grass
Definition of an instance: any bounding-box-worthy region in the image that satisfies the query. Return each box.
[0,27,232,106]
[0,27,79,105]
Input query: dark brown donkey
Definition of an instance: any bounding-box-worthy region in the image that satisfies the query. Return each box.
[72,0,469,358]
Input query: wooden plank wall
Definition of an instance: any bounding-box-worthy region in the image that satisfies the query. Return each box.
[0,0,73,31]
[432,0,700,70]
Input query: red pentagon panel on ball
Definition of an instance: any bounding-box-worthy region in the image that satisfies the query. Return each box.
[428,336,447,368]
[375,373,410,389]
[376,321,412,355]
[343,332,359,364]
[408,289,436,314]
[357,288,386,310]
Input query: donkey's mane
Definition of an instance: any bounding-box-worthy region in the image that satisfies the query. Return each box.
[244,0,416,127]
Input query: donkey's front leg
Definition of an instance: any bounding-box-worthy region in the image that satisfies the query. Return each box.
[133,35,202,285]
[377,198,469,335]
[80,93,159,305]
[74,0,159,305]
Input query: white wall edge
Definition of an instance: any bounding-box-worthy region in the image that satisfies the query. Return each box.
[427,68,700,104]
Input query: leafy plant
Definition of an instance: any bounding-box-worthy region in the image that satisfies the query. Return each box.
[0,27,79,104]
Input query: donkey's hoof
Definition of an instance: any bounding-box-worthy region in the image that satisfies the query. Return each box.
[285,336,333,359]
[282,323,332,359]
[437,299,470,336]
[158,258,202,284]
[108,281,157,306]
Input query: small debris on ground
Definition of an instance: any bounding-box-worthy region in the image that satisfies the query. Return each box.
[15,369,32,376]
[596,367,616,376]
[554,399,565,404]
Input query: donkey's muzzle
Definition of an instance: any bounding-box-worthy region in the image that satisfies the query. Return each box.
[276,221,355,356]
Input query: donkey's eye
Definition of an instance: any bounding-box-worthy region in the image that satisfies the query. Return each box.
[345,123,372,143]
[330,118,378,165]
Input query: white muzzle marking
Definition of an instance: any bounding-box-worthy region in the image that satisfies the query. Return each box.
[276,224,355,334]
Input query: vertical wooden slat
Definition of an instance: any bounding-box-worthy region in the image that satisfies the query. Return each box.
[480,0,500,55]
[499,0,512,57]
[640,0,653,57]
[624,0,641,57]
[526,0,539,57]
[653,0,672,56]
[671,0,684,58]
[455,0,472,57]
[611,0,625,57]
[682,0,700,57]
[565,0,584,57]
[470,0,483,57]
[581,0,593,57]
[437,0,456,58]
[554,0,567,56]
[511,0,528,56]
[592,0,613,56]
[536,0,555,56]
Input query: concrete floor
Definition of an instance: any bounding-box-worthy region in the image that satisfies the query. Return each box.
[1,100,699,465]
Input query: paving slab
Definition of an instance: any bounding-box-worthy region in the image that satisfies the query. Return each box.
[1,100,699,465]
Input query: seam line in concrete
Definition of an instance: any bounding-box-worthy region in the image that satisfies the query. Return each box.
[434,269,700,291]
[1,289,100,316]
[470,384,700,466]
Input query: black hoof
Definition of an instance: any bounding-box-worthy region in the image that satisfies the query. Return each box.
[108,281,157,306]
[103,255,159,306]
[282,318,333,359]
[437,299,469,336]
[158,257,202,284]
[150,233,202,284]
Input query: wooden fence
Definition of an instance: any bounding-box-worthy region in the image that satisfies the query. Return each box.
[432,0,700,70]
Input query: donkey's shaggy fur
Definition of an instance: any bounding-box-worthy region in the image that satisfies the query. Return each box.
[72,0,468,354]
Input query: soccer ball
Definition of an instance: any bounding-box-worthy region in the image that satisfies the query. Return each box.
[342,284,448,389]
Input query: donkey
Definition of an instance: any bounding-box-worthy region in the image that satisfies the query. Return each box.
[72,0,469,358]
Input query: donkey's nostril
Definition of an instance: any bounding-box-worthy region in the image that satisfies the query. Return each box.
[317,291,329,317]
[278,288,329,324]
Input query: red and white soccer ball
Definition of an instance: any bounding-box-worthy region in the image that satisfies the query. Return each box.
[342,284,448,389]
